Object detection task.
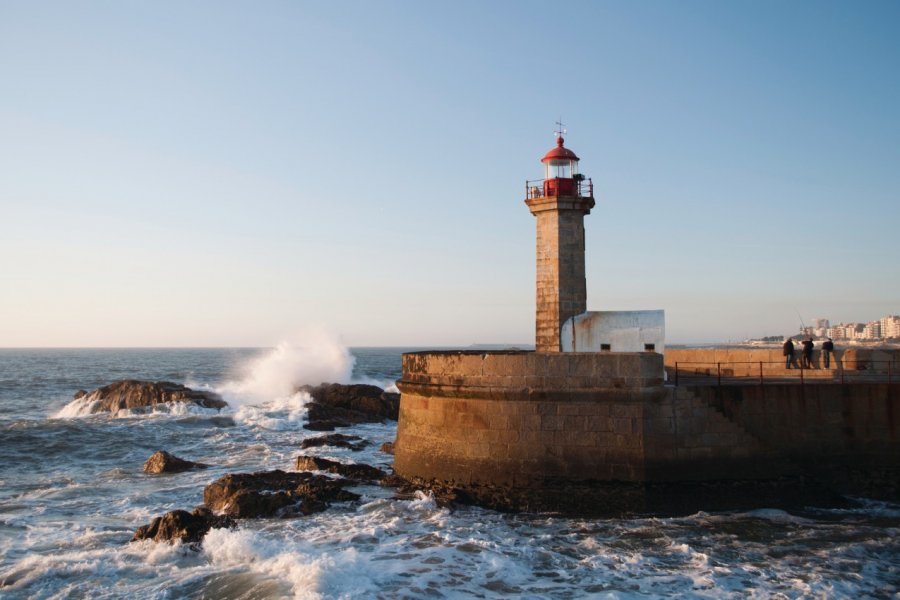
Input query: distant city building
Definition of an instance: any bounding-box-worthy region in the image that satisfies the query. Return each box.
[864,321,881,339]
[880,315,900,339]
[808,314,898,341]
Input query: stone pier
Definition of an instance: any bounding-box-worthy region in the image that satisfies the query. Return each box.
[392,350,900,514]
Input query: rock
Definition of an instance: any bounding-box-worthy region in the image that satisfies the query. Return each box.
[303,418,350,432]
[75,380,227,415]
[299,384,400,428]
[300,434,368,451]
[294,456,386,481]
[379,442,395,455]
[203,470,360,518]
[132,507,234,544]
[143,450,209,474]
[73,389,87,400]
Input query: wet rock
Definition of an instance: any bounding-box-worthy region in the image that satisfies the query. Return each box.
[379,442,395,455]
[299,383,400,429]
[132,507,234,544]
[73,389,87,400]
[303,418,351,432]
[143,450,209,474]
[75,380,227,415]
[294,456,386,481]
[203,470,360,518]
[300,434,368,451]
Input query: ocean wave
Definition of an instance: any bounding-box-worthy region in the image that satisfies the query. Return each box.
[51,395,102,419]
[50,398,224,420]
[218,330,355,407]
[232,391,312,431]
[203,528,380,600]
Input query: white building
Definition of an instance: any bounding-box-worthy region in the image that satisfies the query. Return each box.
[881,315,900,339]
[863,321,881,340]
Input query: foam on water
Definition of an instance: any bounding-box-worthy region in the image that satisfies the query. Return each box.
[232,391,312,431]
[203,528,380,600]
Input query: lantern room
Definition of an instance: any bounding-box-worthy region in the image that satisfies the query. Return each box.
[530,135,591,199]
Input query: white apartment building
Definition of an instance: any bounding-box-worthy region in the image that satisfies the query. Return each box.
[864,321,882,339]
[820,315,898,341]
[881,315,900,338]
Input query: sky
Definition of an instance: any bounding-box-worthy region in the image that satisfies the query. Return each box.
[1,1,899,347]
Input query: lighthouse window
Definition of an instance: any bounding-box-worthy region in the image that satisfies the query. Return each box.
[547,161,571,179]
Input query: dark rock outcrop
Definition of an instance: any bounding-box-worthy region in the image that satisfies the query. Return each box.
[300,384,399,430]
[131,507,235,544]
[379,442,395,455]
[302,419,349,432]
[203,470,360,518]
[294,456,386,481]
[74,380,227,415]
[300,434,368,451]
[143,450,209,474]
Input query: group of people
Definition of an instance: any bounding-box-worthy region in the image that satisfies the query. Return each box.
[783,337,835,369]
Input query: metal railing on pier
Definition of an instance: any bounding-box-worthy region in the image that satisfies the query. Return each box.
[670,360,897,387]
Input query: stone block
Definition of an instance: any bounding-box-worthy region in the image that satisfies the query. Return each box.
[649,417,676,435]
[673,400,693,419]
[592,356,620,380]
[615,355,643,378]
[483,353,527,376]
[574,401,604,416]
[612,403,641,419]
[612,417,633,434]
[567,354,595,378]
[541,415,565,431]
[489,414,509,430]
[488,442,509,458]
[563,415,588,432]
[640,354,665,378]
[498,428,521,443]
[586,415,611,432]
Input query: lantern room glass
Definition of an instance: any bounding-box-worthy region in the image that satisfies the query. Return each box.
[545,159,578,179]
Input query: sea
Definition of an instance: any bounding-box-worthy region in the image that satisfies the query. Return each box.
[0,345,898,599]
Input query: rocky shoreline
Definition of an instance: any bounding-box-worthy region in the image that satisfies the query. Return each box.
[127,381,414,546]
[96,378,894,548]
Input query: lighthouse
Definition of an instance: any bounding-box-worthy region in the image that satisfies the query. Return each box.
[525,129,595,352]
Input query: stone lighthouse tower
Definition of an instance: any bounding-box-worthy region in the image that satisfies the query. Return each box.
[525,130,595,352]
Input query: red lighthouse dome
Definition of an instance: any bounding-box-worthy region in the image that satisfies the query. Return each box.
[542,136,580,165]
[541,135,582,198]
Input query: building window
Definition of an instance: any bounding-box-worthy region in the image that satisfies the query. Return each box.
[600,344,611,352]
[644,344,656,352]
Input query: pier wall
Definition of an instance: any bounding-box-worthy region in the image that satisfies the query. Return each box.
[395,351,663,485]
[393,351,900,511]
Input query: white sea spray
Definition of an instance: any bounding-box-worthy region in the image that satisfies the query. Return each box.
[51,395,101,418]
[219,328,355,406]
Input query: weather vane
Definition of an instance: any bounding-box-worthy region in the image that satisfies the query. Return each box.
[554,118,567,140]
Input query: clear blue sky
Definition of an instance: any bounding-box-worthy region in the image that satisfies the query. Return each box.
[2,1,898,347]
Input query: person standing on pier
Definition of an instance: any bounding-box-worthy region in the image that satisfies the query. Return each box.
[802,339,814,368]
[783,337,795,369]
[822,338,834,369]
